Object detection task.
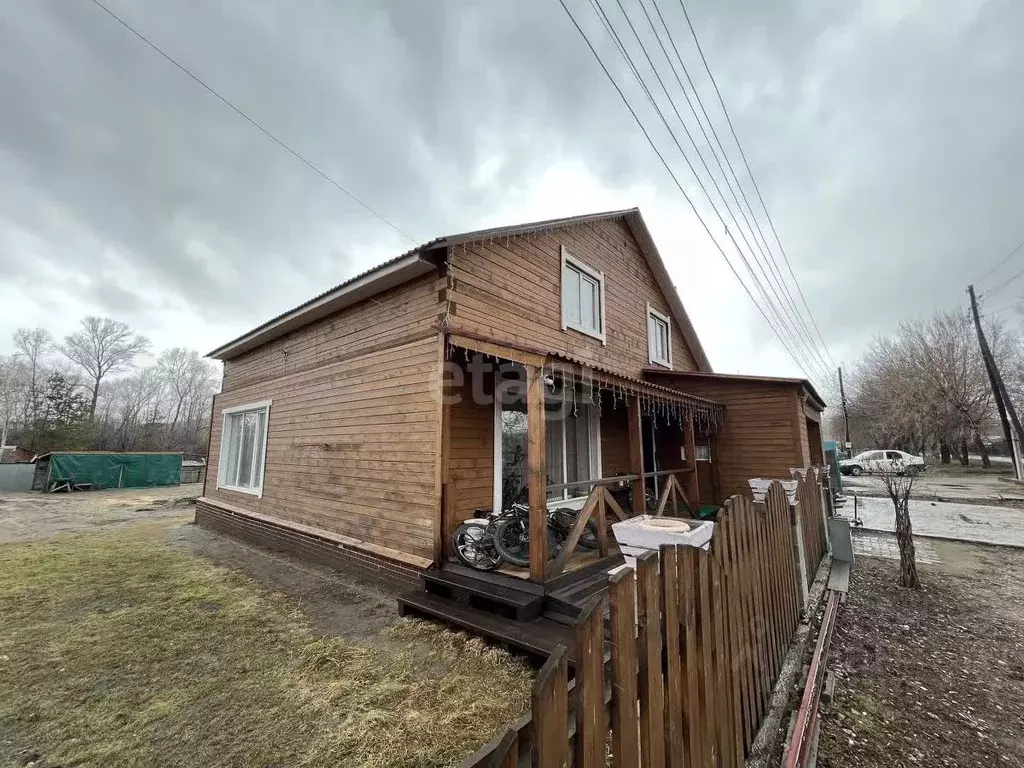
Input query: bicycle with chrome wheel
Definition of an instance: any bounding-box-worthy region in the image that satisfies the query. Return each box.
[451,513,503,571]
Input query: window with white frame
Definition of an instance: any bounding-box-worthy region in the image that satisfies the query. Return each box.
[647,304,671,367]
[218,400,271,496]
[561,246,605,341]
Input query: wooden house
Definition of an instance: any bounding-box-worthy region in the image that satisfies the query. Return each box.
[199,208,825,652]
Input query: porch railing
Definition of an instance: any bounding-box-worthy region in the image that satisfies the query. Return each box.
[545,467,703,580]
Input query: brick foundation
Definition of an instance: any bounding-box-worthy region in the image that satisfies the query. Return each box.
[194,500,423,594]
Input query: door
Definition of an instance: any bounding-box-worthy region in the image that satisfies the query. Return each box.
[859,451,882,472]
[885,450,904,473]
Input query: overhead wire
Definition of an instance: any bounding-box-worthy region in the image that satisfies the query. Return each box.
[983,262,1024,301]
[585,0,832,385]
[87,0,419,245]
[633,0,835,378]
[676,0,837,372]
[561,0,828,386]
[975,235,1024,289]
[980,299,1024,320]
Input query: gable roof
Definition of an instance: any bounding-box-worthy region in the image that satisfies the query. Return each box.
[208,207,711,370]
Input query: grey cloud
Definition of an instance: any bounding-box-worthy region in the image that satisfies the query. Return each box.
[1,0,1023,375]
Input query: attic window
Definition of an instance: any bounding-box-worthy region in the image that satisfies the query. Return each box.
[647,304,672,368]
[561,246,605,343]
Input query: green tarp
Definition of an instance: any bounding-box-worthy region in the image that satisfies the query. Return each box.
[46,453,181,490]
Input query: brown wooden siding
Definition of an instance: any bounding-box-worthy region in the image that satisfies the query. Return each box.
[648,375,805,499]
[207,336,443,562]
[600,402,633,477]
[448,381,494,527]
[797,398,812,468]
[222,273,443,390]
[449,219,699,381]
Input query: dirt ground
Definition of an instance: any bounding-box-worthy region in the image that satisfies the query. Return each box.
[0,490,532,767]
[0,485,201,543]
[818,538,1024,767]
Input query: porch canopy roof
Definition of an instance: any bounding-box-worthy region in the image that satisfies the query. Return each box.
[447,330,724,432]
[642,368,827,411]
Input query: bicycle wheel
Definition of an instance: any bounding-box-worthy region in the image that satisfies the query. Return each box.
[451,522,501,571]
[551,508,600,550]
[493,517,531,568]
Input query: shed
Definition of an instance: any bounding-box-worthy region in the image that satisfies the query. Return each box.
[32,452,183,492]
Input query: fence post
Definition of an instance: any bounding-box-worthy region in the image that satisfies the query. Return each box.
[531,644,568,768]
[789,498,810,616]
[817,469,832,555]
[635,552,666,768]
[661,545,686,760]
[575,598,605,768]
[609,568,641,768]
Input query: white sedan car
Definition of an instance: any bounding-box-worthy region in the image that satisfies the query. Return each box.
[839,450,927,477]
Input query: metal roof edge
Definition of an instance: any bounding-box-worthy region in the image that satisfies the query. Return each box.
[642,369,827,410]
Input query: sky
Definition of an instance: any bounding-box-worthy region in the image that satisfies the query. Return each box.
[2,0,1024,400]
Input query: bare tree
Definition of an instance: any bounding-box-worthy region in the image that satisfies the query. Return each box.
[157,348,212,434]
[846,308,1013,464]
[60,317,150,418]
[0,354,28,447]
[876,460,921,589]
[12,327,54,431]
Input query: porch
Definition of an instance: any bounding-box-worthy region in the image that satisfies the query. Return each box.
[399,334,726,659]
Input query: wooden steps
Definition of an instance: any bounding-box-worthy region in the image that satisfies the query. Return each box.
[420,567,545,621]
[545,571,613,625]
[397,557,624,662]
[397,590,576,664]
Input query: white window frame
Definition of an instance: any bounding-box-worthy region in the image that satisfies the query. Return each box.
[217,399,272,498]
[560,246,606,344]
[647,303,672,368]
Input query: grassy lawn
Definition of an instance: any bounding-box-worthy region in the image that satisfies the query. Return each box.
[0,520,531,767]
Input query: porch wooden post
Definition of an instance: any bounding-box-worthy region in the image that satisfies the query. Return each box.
[709,433,724,505]
[526,365,548,581]
[683,413,700,508]
[628,395,646,517]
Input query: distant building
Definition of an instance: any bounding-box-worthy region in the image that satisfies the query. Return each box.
[0,445,34,464]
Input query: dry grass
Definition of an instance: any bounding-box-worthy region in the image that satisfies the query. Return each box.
[0,522,532,767]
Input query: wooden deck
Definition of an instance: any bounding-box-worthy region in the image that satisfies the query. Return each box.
[397,555,623,665]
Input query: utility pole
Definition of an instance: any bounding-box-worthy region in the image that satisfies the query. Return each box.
[838,366,852,456]
[968,284,1024,480]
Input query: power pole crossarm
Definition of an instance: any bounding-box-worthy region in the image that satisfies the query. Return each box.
[967,284,1024,480]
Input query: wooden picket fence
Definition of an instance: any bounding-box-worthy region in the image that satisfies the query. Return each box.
[795,469,827,587]
[464,480,814,768]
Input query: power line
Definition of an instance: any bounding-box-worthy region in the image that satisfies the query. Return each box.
[559,0,826,387]
[982,261,1024,301]
[634,0,835,378]
[676,0,837,371]
[975,235,1024,287]
[87,0,418,245]
[587,0,832,384]
[981,299,1024,320]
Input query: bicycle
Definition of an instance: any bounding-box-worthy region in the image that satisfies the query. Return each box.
[492,502,599,568]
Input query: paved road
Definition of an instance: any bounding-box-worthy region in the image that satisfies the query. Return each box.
[843,494,1024,548]
[841,471,1024,505]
